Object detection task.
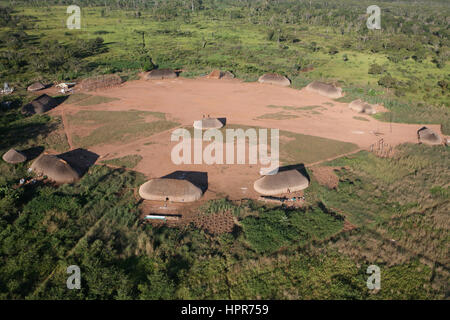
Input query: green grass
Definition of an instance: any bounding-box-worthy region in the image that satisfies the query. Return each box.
[256,112,299,120]
[101,155,143,169]
[68,110,179,147]
[62,93,92,105]
[75,95,120,106]
[279,130,358,165]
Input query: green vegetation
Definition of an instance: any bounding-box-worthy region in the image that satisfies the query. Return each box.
[101,154,142,169]
[256,112,299,120]
[74,95,119,106]
[68,110,179,147]
[279,130,358,165]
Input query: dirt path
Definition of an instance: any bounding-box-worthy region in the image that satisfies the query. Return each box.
[305,148,364,167]
[60,107,75,150]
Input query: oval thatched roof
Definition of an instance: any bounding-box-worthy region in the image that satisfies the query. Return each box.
[418,127,442,145]
[306,81,343,99]
[193,118,224,130]
[258,73,291,87]
[207,70,235,79]
[21,94,58,115]
[2,148,26,164]
[27,82,45,92]
[349,99,376,115]
[254,169,309,195]
[30,154,80,184]
[139,178,203,202]
[144,69,177,80]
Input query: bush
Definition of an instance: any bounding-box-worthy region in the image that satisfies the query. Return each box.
[378,75,398,88]
[368,63,384,75]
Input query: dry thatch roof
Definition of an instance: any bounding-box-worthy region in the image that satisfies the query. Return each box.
[30,154,80,184]
[139,178,203,202]
[417,127,442,145]
[193,118,224,130]
[207,70,235,79]
[27,82,45,92]
[349,99,376,115]
[21,94,58,115]
[258,73,291,87]
[254,169,309,195]
[306,81,343,99]
[144,69,177,80]
[80,74,122,91]
[2,148,26,164]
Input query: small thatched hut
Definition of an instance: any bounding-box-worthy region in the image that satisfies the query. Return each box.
[254,169,309,195]
[139,178,203,202]
[2,148,26,164]
[207,70,235,79]
[80,74,122,91]
[417,127,442,145]
[258,73,291,87]
[144,69,178,80]
[193,118,224,130]
[349,99,376,115]
[27,82,45,92]
[21,94,58,115]
[30,154,80,184]
[306,81,343,99]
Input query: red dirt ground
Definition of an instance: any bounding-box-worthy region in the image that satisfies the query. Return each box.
[46,77,444,201]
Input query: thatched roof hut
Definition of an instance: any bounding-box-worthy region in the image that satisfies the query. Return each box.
[349,99,376,115]
[258,73,291,87]
[21,94,58,115]
[30,154,80,184]
[193,118,224,130]
[306,81,343,99]
[417,127,442,145]
[144,69,177,80]
[207,70,235,79]
[27,82,45,92]
[2,148,26,164]
[139,178,203,202]
[80,74,122,91]
[254,169,309,195]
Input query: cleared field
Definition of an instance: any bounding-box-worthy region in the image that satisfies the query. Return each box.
[67,110,179,148]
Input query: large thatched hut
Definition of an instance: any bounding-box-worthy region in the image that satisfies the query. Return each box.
[254,169,309,195]
[306,81,343,99]
[139,178,203,202]
[258,73,291,87]
[417,127,442,145]
[144,69,178,80]
[30,154,80,184]
[21,94,58,115]
[2,148,26,164]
